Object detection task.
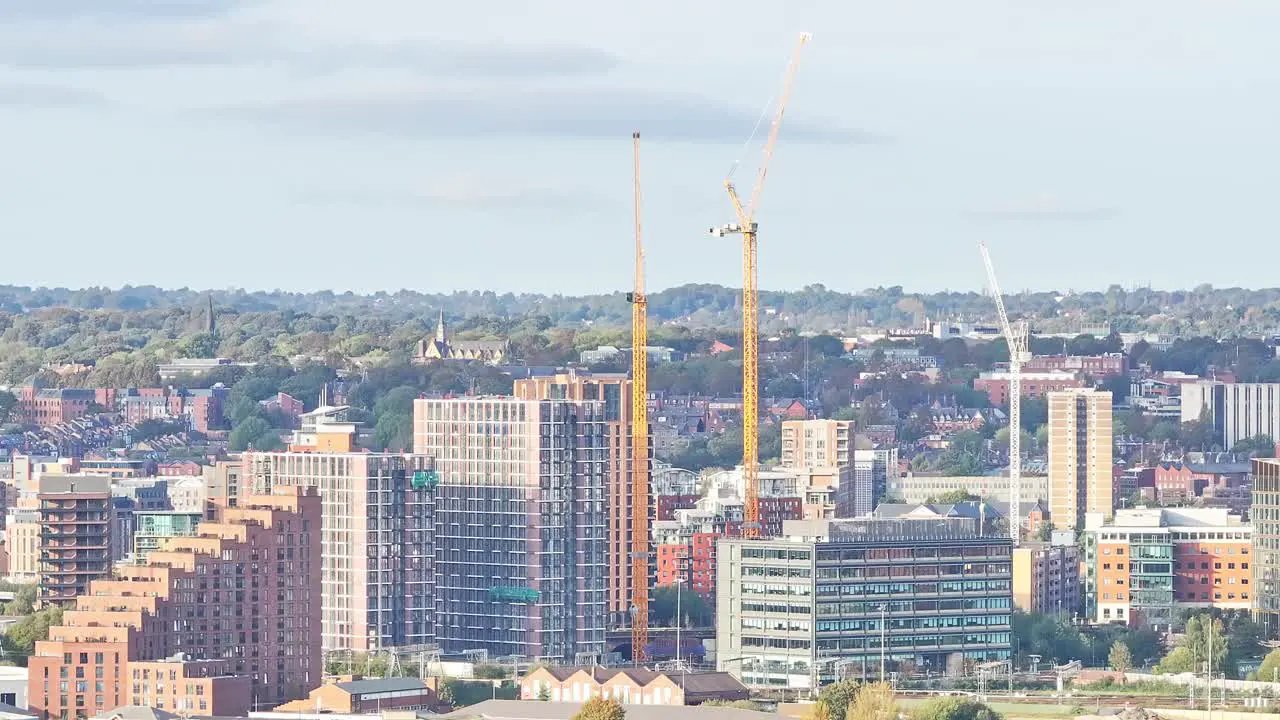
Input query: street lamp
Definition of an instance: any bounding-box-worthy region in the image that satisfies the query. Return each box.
[880,604,887,682]
[675,557,687,667]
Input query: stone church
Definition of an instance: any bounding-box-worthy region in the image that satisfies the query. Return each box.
[413,311,508,365]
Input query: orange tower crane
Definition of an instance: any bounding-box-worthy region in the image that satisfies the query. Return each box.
[709,32,810,538]
[629,131,651,660]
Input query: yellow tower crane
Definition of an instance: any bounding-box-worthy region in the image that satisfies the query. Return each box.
[629,131,651,660]
[710,32,810,538]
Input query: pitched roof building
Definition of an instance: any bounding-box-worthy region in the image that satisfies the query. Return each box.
[519,668,748,706]
[413,311,508,365]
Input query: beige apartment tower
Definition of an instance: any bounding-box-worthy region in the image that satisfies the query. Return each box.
[780,420,853,518]
[1047,389,1113,531]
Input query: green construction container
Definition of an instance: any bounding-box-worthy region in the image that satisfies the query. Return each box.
[412,470,439,490]
[488,586,540,603]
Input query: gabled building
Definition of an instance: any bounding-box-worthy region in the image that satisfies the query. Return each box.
[274,676,438,714]
[520,667,747,706]
[413,311,507,365]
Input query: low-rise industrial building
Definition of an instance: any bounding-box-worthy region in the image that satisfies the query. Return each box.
[520,667,747,706]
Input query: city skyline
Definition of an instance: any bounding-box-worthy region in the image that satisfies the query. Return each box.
[2,1,1279,294]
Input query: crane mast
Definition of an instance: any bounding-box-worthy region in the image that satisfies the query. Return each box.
[980,242,1029,546]
[711,31,810,538]
[629,132,651,660]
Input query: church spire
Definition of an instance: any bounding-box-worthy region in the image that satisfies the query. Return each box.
[435,309,446,344]
[204,293,215,334]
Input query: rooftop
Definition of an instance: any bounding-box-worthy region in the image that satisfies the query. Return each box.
[778,516,995,543]
[334,677,429,696]
[1087,506,1248,530]
[442,700,776,720]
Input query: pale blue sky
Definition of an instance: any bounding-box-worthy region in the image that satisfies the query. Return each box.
[0,1,1277,295]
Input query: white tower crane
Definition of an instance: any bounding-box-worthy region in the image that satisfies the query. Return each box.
[980,242,1029,546]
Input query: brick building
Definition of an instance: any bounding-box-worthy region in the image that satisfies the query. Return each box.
[17,388,98,427]
[1023,354,1128,378]
[1152,462,1250,503]
[1083,507,1251,630]
[28,487,321,720]
[974,371,1086,406]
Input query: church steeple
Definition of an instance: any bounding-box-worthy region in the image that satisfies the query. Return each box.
[435,309,447,344]
[204,293,215,334]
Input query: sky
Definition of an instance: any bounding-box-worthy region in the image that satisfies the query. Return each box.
[1,0,1278,296]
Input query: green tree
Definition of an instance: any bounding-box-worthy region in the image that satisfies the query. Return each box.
[934,489,977,504]
[1154,646,1195,674]
[651,584,712,627]
[537,686,551,701]
[572,696,626,720]
[1257,648,1280,684]
[1109,641,1133,682]
[1,584,36,616]
[372,413,413,451]
[816,679,860,720]
[1232,434,1276,458]
[228,416,281,451]
[176,333,219,359]
[4,605,62,664]
[1182,614,1228,672]
[910,698,1003,720]
[0,390,16,425]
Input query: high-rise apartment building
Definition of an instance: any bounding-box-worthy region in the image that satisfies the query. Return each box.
[37,475,114,608]
[1047,389,1113,531]
[716,517,1012,690]
[1182,382,1280,451]
[1083,507,1251,630]
[414,396,607,661]
[843,445,899,517]
[245,448,435,653]
[1252,458,1280,633]
[781,420,853,519]
[781,420,853,467]
[28,487,321,720]
[242,405,436,652]
[512,371,645,626]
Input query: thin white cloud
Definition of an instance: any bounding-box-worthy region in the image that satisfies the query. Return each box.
[297,174,597,211]
[217,86,875,143]
[0,83,105,107]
